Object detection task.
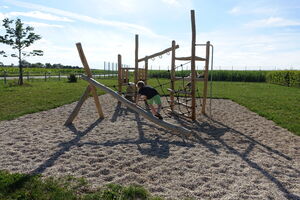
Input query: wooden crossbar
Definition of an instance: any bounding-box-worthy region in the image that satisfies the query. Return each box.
[175,56,206,61]
[138,45,179,62]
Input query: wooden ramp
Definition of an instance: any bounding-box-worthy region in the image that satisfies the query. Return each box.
[81,75,192,136]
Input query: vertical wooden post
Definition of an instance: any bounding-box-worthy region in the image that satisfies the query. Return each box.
[118,54,122,95]
[190,10,196,120]
[76,42,104,118]
[134,34,139,100]
[134,34,139,85]
[144,57,148,85]
[202,41,210,114]
[170,40,176,111]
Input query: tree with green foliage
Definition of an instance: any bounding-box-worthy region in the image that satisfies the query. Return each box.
[0,18,43,85]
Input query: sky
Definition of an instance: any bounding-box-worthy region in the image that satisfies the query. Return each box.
[0,0,300,70]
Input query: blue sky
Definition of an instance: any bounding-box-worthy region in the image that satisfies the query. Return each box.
[0,0,300,70]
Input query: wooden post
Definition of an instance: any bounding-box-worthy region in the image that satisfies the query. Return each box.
[170,40,176,111]
[76,42,104,118]
[65,85,91,125]
[134,34,139,100]
[201,41,210,114]
[118,54,122,95]
[190,10,196,120]
[134,34,139,85]
[144,57,148,85]
[44,72,47,81]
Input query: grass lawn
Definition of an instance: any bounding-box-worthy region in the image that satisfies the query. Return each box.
[0,78,299,136]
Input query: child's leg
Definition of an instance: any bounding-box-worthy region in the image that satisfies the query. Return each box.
[148,104,156,115]
[157,104,162,114]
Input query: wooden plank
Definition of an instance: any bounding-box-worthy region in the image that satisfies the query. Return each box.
[201,41,210,114]
[190,10,196,120]
[81,75,192,136]
[76,43,104,118]
[138,45,179,62]
[64,85,91,125]
[175,56,206,61]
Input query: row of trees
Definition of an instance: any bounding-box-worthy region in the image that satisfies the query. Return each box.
[0,18,43,85]
[1,62,80,69]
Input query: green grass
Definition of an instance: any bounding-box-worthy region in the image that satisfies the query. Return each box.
[0,78,299,135]
[0,78,117,121]
[210,82,300,135]
[0,170,163,200]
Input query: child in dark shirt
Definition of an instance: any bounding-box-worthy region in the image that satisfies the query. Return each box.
[136,81,163,120]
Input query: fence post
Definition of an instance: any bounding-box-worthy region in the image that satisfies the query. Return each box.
[59,72,61,81]
[27,71,29,81]
[44,72,47,81]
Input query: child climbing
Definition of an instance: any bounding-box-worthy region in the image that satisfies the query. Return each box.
[136,81,163,120]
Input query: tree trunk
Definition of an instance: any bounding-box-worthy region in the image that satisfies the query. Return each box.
[18,49,23,85]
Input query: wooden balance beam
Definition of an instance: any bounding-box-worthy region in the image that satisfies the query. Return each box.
[81,75,192,136]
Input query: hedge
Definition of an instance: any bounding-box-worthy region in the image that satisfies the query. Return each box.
[266,71,300,88]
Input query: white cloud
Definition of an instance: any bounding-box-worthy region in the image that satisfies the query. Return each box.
[162,0,181,7]
[228,6,241,15]
[1,5,9,9]
[24,21,64,28]
[4,0,162,38]
[245,17,300,28]
[161,0,193,9]
[0,12,5,20]
[228,5,278,16]
[8,11,73,22]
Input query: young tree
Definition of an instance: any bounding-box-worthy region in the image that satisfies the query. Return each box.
[0,18,43,85]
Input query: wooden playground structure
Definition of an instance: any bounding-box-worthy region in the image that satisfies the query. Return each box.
[65,10,213,134]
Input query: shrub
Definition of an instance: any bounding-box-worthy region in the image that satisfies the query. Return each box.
[68,74,77,83]
[266,71,300,88]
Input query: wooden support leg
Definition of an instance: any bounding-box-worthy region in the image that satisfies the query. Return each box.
[90,85,104,118]
[76,42,104,118]
[65,85,91,125]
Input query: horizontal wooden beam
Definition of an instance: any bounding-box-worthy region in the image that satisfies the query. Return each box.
[121,67,135,70]
[81,75,192,136]
[175,56,206,61]
[138,45,179,62]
